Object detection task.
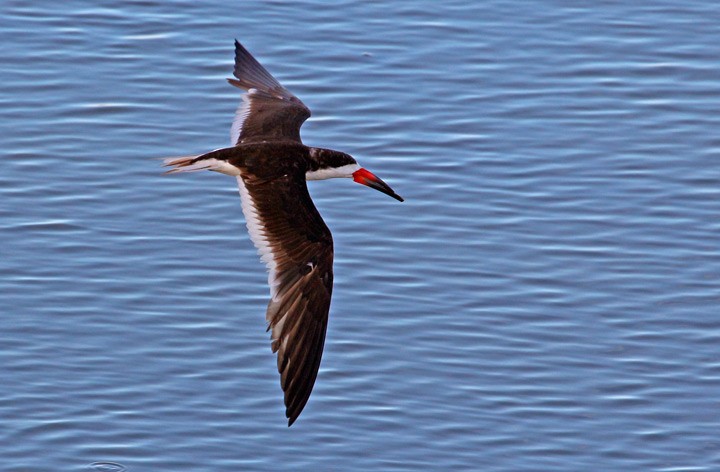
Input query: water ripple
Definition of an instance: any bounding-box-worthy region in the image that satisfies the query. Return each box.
[2,0,720,471]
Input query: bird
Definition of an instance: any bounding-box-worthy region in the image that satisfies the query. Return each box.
[163,40,403,426]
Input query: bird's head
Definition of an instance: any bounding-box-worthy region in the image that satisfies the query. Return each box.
[306,148,403,202]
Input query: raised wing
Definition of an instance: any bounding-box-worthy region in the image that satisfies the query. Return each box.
[235,171,333,426]
[229,40,311,145]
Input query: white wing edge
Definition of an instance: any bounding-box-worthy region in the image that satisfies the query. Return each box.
[230,90,257,146]
[235,176,279,299]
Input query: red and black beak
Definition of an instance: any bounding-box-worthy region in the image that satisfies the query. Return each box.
[352,168,404,202]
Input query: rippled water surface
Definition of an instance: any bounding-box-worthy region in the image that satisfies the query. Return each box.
[2,1,720,470]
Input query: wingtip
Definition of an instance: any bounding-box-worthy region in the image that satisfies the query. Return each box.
[230,38,287,94]
[287,409,303,426]
[286,404,298,426]
[233,39,251,60]
[285,397,306,427]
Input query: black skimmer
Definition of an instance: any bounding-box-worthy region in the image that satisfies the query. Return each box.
[164,40,402,426]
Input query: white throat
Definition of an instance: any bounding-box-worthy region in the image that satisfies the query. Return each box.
[305,163,361,181]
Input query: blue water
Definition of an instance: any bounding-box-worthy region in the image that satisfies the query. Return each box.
[2,1,720,470]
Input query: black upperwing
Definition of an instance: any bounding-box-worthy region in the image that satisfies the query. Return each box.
[234,164,333,426]
[228,40,311,145]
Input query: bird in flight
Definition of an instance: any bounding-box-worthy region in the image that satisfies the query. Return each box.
[164,40,403,426]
